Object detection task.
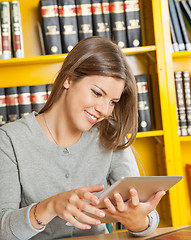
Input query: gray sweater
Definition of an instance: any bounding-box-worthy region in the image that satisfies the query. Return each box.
[0,112,159,240]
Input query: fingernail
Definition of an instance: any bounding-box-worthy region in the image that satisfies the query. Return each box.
[86,225,91,229]
[93,198,99,204]
[96,220,101,224]
[99,211,105,217]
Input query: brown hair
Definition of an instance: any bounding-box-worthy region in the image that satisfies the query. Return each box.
[39,36,138,151]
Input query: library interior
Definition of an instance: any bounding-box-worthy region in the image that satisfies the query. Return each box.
[0,0,191,239]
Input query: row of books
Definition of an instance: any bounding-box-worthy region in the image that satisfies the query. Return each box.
[174,70,191,136]
[0,84,52,126]
[40,0,142,55]
[0,1,24,59]
[0,74,152,132]
[169,0,191,52]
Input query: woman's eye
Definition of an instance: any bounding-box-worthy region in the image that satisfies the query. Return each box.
[92,89,102,96]
[111,101,118,106]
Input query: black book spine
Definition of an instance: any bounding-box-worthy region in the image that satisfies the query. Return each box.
[180,0,191,25]
[124,0,142,47]
[174,71,188,136]
[182,71,191,135]
[40,0,62,55]
[188,0,191,8]
[168,0,185,51]
[30,85,48,112]
[135,74,152,132]
[75,0,93,40]
[46,84,53,99]
[0,88,7,126]
[91,0,109,37]
[58,0,79,53]
[169,14,179,52]
[174,0,191,51]
[5,86,19,122]
[101,0,111,39]
[17,85,32,118]
[109,0,128,48]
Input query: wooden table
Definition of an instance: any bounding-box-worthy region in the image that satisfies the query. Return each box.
[59,226,186,240]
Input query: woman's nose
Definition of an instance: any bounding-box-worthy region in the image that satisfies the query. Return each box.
[95,101,110,117]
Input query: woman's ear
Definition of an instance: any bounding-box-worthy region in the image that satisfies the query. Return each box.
[63,77,72,89]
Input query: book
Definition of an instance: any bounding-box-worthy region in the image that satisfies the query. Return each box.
[182,71,191,135]
[30,84,48,112]
[0,88,7,126]
[124,0,142,47]
[46,83,53,98]
[146,225,191,239]
[174,0,191,51]
[37,21,46,55]
[109,0,128,48]
[174,71,188,136]
[0,18,2,59]
[17,85,32,118]
[57,0,79,53]
[91,0,110,37]
[135,74,152,132]
[180,0,191,42]
[101,0,111,39]
[10,1,24,58]
[180,0,191,26]
[5,87,19,122]
[0,2,12,59]
[168,0,186,51]
[40,0,62,55]
[188,0,191,8]
[169,13,179,52]
[75,0,93,40]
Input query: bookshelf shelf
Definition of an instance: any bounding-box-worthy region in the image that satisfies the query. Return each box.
[172,51,191,58]
[122,45,156,55]
[0,45,156,67]
[179,136,191,142]
[0,54,68,66]
[136,130,163,138]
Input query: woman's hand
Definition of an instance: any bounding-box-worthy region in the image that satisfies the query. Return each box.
[51,185,106,230]
[102,188,166,232]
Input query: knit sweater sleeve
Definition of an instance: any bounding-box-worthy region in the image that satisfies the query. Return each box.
[0,129,44,240]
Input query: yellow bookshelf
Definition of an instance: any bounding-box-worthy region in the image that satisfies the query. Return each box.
[0,0,190,228]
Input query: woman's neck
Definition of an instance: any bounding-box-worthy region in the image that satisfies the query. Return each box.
[36,109,82,147]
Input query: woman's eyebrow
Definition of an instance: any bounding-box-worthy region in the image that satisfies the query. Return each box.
[94,85,120,100]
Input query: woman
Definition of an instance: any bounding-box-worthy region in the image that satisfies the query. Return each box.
[0,36,165,240]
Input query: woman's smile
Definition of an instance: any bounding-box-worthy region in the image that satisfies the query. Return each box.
[84,110,99,124]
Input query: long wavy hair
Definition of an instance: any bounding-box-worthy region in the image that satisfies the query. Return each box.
[39,36,138,151]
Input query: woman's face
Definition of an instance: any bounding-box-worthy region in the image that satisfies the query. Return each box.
[62,75,125,133]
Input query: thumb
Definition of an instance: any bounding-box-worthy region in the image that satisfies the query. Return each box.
[150,191,166,209]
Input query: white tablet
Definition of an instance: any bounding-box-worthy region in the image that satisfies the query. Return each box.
[97,176,183,209]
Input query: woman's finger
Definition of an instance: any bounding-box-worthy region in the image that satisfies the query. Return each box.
[64,213,92,230]
[74,208,102,226]
[114,193,127,212]
[76,199,105,219]
[103,198,116,213]
[149,191,166,210]
[78,185,104,205]
[129,188,139,207]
